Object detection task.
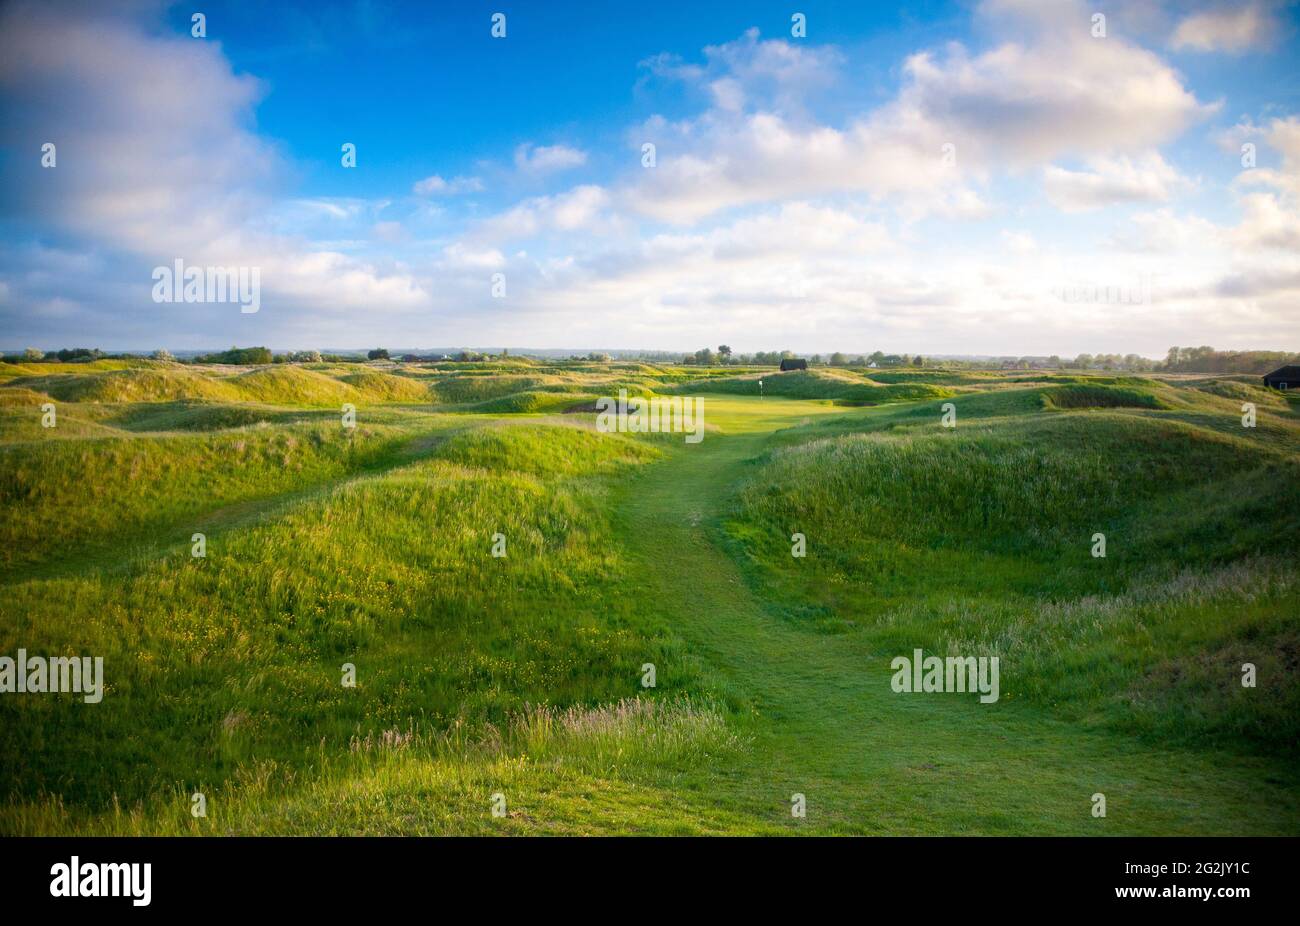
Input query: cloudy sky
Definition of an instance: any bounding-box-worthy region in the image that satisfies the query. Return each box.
[1,0,1298,355]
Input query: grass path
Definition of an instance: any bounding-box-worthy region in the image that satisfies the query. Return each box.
[612,397,1299,834]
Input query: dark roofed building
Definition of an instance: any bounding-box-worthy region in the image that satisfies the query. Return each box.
[1263,365,1300,390]
[779,358,808,371]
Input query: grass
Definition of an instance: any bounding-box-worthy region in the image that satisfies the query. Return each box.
[2,363,436,407]
[1040,383,1169,409]
[0,421,424,574]
[1,364,1297,834]
[668,367,956,405]
[723,395,1300,756]
[0,421,705,816]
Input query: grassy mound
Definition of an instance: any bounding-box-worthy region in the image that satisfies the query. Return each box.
[337,370,433,402]
[737,415,1255,558]
[675,368,956,405]
[1,366,439,408]
[835,382,956,405]
[723,410,1299,753]
[1040,383,1169,410]
[0,422,415,571]
[457,390,599,414]
[1187,379,1288,407]
[427,373,563,403]
[0,427,698,812]
[108,401,286,432]
[0,386,53,408]
[3,361,1296,834]
[0,360,150,381]
[864,370,997,386]
[430,423,658,476]
[224,367,360,405]
[7,368,243,403]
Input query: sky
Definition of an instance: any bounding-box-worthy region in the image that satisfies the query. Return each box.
[1,0,1298,356]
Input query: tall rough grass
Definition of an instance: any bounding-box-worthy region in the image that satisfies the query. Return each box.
[1,696,740,835]
[726,408,1300,754]
[0,423,705,817]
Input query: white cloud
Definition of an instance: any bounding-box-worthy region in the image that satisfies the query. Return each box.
[441,243,506,270]
[513,143,588,175]
[0,2,429,329]
[1231,192,1300,251]
[1001,230,1038,253]
[1,2,1295,356]
[1233,116,1300,197]
[640,28,843,115]
[476,185,612,241]
[621,2,1210,224]
[412,174,483,196]
[1108,209,1222,253]
[1044,154,1189,211]
[1172,4,1274,52]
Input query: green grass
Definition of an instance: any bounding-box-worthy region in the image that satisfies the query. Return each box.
[1,364,435,407]
[669,368,956,405]
[723,399,1300,756]
[1040,383,1169,409]
[1,366,1297,834]
[0,421,425,573]
[1,421,705,816]
[457,390,597,414]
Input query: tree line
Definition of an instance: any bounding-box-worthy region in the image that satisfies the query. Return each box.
[5,344,1296,374]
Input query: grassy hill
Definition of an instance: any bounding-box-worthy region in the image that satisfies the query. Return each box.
[2,364,436,407]
[1,363,1296,834]
[725,401,1299,754]
[668,368,956,405]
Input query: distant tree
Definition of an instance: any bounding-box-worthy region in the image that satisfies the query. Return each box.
[21,347,44,362]
[717,345,732,364]
[1156,345,1295,374]
[912,354,924,366]
[368,348,390,361]
[829,352,847,366]
[293,350,323,363]
[193,346,272,365]
[151,348,175,362]
[868,351,885,365]
[587,352,611,362]
[694,347,716,365]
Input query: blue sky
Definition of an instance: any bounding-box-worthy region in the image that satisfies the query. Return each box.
[2,0,1299,355]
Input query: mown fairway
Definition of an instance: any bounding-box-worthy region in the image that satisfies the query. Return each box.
[0,361,1297,834]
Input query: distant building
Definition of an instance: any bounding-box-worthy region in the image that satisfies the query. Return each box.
[779,358,808,371]
[1263,365,1300,390]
